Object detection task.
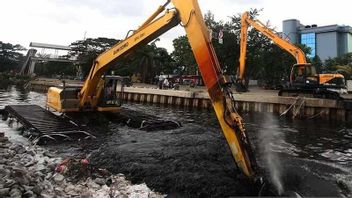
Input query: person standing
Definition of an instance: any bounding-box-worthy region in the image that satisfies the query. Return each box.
[158,74,164,89]
[163,78,169,89]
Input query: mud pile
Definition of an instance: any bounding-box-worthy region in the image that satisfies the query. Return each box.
[0,132,164,198]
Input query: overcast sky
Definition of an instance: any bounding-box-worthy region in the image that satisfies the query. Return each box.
[1,0,351,53]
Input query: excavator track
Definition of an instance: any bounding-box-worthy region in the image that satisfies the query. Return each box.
[278,88,341,100]
[1,105,94,143]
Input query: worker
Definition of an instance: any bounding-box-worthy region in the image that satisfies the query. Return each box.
[105,82,113,99]
[296,68,304,82]
[158,73,164,89]
[163,78,170,89]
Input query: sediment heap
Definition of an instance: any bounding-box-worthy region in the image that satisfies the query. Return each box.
[0,132,164,198]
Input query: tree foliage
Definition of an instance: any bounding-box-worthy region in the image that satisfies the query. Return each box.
[0,41,26,72]
[172,9,313,87]
[34,61,76,77]
[114,42,174,83]
[325,52,352,79]
[171,36,197,75]
[69,37,120,76]
[67,37,174,83]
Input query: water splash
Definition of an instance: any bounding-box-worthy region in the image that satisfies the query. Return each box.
[259,114,284,195]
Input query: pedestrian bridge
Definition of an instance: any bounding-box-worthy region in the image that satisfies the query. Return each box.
[20,42,78,75]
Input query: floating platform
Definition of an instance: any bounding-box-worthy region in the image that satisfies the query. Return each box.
[2,105,93,143]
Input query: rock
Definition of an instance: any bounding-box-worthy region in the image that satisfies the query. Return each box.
[45,172,53,180]
[0,132,8,143]
[53,173,65,183]
[87,181,101,190]
[26,149,36,156]
[42,180,54,192]
[4,179,17,188]
[0,159,7,165]
[23,190,34,197]
[10,144,26,154]
[23,185,33,192]
[0,136,9,142]
[46,162,56,171]
[9,187,22,198]
[0,188,10,197]
[0,165,10,176]
[64,185,78,196]
[32,184,42,195]
[33,171,45,179]
[54,187,66,197]
[6,149,16,157]
[0,142,11,148]
[36,158,45,165]
[43,151,55,158]
[80,191,91,198]
[94,177,106,185]
[11,167,29,185]
[24,160,36,167]
[36,164,47,173]
[40,192,52,198]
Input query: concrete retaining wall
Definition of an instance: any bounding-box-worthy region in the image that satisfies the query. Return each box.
[119,87,352,122]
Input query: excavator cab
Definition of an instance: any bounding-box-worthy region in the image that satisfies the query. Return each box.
[96,75,123,112]
[290,63,319,88]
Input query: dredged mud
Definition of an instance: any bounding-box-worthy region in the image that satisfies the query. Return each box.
[86,104,352,197]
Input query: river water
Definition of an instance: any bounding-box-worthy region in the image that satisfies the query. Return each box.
[1,86,352,197]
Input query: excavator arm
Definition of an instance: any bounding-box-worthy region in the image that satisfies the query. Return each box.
[82,0,260,179]
[47,0,262,182]
[238,11,307,83]
[172,0,259,179]
[79,2,179,108]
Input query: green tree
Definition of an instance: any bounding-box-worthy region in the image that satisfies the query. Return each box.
[205,11,238,75]
[113,42,174,83]
[34,61,76,77]
[310,55,323,73]
[69,37,119,76]
[0,41,26,72]
[68,37,173,83]
[171,35,197,75]
[325,52,352,79]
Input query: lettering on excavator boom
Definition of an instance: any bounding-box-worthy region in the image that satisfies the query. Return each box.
[113,42,129,55]
[134,33,146,42]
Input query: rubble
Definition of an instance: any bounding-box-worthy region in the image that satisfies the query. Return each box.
[0,131,165,197]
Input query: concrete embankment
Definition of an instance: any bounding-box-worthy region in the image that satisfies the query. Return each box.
[118,86,352,122]
[29,78,352,121]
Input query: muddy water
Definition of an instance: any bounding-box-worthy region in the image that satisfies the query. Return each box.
[1,87,352,197]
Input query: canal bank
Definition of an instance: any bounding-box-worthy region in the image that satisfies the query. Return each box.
[30,78,352,122]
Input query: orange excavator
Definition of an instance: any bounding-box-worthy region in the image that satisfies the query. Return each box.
[45,0,274,194]
[237,11,347,99]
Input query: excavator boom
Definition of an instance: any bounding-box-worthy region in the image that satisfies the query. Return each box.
[47,0,262,182]
[238,11,307,82]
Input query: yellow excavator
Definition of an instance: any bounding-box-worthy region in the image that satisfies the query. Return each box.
[237,11,347,99]
[45,0,275,194]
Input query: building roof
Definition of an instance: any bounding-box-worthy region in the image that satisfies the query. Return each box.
[299,24,352,34]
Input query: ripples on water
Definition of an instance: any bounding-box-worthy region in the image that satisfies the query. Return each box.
[1,87,352,197]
